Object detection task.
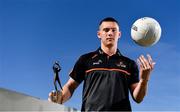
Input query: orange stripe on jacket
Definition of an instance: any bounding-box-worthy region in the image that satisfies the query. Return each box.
[85,68,130,75]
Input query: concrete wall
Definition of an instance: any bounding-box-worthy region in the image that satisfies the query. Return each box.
[0,88,78,111]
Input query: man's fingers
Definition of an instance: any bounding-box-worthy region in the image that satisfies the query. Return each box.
[147,54,156,69]
[137,55,155,70]
[56,91,63,104]
[48,90,57,103]
[48,90,63,104]
[137,58,143,68]
[48,92,52,102]
[139,55,149,69]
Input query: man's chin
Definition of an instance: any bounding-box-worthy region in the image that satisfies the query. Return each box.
[106,43,114,47]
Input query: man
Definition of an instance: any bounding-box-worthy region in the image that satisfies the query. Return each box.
[48,17,155,111]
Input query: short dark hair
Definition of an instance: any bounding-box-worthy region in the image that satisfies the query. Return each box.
[99,17,119,27]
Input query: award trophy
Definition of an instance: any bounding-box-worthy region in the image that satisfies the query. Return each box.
[53,61,63,91]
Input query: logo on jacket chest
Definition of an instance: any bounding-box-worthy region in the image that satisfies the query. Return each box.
[116,61,127,68]
[92,59,103,65]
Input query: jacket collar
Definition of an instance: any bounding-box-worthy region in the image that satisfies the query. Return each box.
[96,47,121,57]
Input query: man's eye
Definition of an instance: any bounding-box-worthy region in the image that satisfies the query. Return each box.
[103,28,117,32]
[112,29,117,32]
[103,28,110,32]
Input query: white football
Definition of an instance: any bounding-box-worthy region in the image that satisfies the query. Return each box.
[131,17,162,47]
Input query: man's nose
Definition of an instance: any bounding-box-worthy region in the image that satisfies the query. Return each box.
[107,30,113,36]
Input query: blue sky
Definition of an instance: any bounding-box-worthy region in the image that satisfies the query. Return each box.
[0,0,180,111]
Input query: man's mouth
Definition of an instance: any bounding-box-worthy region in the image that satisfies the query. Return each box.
[106,38,114,40]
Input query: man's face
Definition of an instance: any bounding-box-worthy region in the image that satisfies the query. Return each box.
[97,21,121,47]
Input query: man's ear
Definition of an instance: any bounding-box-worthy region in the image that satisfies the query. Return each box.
[118,31,121,39]
[97,31,101,39]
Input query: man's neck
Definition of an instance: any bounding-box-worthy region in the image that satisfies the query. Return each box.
[101,45,117,56]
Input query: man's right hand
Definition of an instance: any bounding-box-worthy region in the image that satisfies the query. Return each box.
[48,78,79,104]
[48,90,63,104]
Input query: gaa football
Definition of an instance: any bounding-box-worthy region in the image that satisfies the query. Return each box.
[131,17,162,47]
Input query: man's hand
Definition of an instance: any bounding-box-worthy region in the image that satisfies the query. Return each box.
[137,54,156,82]
[131,54,155,103]
[48,78,79,104]
[48,90,63,104]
